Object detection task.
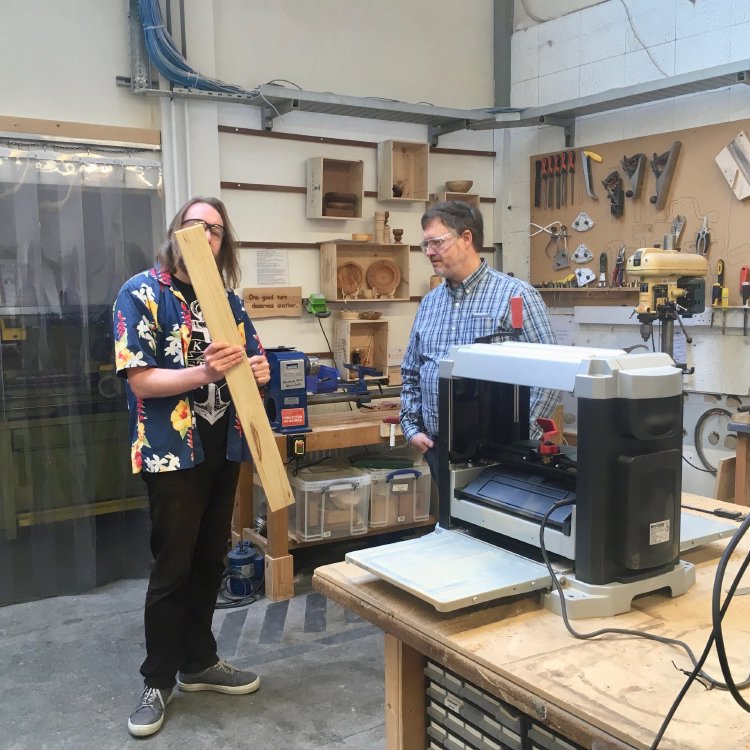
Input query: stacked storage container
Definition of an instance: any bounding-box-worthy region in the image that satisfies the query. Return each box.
[288,463,371,541]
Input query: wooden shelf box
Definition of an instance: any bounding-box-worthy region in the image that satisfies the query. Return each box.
[320,241,410,301]
[377,140,429,201]
[430,192,480,208]
[333,318,389,381]
[306,157,364,219]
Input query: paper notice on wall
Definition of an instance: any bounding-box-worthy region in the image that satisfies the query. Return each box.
[255,249,289,287]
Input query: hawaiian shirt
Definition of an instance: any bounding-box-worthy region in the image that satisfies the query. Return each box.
[113,267,264,474]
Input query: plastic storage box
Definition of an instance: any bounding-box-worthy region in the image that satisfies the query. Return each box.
[289,464,371,541]
[367,464,430,528]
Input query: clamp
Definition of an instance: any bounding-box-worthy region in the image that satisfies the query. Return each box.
[601,170,624,217]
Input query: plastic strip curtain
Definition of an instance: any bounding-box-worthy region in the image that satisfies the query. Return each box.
[0,144,163,604]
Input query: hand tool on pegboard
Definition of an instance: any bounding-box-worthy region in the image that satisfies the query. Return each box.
[568,150,576,203]
[554,153,562,209]
[601,170,624,217]
[621,152,646,200]
[695,216,711,254]
[741,266,750,335]
[581,149,602,200]
[534,159,542,209]
[598,252,608,287]
[611,246,625,287]
[560,152,568,206]
[649,141,682,210]
[711,259,725,307]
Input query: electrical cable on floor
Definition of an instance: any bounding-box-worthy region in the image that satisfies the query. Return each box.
[216,569,264,609]
[537,500,750,749]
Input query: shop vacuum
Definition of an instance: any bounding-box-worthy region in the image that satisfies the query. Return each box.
[223,541,265,599]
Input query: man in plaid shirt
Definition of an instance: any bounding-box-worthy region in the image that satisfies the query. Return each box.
[400,201,559,479]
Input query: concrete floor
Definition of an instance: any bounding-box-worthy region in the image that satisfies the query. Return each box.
[0,560,386,749]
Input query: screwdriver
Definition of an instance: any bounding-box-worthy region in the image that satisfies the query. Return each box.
[712,259,724,307]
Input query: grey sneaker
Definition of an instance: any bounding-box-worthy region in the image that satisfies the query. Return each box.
[127,686,173,737]
[177,659,261,695]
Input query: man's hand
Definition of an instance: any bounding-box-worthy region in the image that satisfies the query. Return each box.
[203,341,246,381]
[409,432,434,454]
[248,354,270,386]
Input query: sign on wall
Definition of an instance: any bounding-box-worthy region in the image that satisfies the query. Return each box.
[242,286,302,318]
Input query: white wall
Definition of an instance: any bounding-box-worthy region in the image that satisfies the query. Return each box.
[0,0,498,375]
[505,0,750,493]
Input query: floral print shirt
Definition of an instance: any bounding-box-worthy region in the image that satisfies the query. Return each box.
[113,266,264,474]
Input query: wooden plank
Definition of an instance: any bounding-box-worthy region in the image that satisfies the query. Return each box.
[264,552,294,601]
[0,115,160,146]
[713,455,735,501]
[384,633,426,750]
[174,224,294,512]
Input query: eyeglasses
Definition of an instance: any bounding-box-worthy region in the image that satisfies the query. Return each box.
[182,218,225,240]
[420,232,457,254]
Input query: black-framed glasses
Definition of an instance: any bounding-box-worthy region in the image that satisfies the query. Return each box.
[419,232,457,254]
[182,218,225,239]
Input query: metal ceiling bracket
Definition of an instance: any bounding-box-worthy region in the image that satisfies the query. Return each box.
[261,98,295,131]
[428,120,471,147]
[536,116,575,147]
[738,71,750,84]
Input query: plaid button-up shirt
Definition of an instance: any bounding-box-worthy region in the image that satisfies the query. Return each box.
[400,260,559,442]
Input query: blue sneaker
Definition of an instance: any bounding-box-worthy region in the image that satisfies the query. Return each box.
[127,686,173,737]
[177,659,260,695]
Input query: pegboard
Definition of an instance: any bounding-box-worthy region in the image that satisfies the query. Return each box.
[529,120,750,305]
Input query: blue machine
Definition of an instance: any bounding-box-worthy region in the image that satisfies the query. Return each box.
[226,541,264,597]
[264,347,311,434]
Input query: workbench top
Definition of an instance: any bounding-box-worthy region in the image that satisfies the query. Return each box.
[313,493,750,750]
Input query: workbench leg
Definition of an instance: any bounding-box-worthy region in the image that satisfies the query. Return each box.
[264,553,294,601]
[734,434,750,507]
[384,633,426,750]
[265,505,294,601]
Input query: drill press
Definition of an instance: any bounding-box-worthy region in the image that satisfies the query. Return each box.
[625,247,708,365]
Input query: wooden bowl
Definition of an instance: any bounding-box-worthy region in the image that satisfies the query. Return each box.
[337,262,364,297]
[366,259,401,295]
[445,180,473,193]
[359,311,382,320]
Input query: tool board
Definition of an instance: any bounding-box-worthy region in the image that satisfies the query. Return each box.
[529,119,750,306]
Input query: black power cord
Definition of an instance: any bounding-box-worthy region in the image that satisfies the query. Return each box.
[537,501,750,749]
[215,569,264,609]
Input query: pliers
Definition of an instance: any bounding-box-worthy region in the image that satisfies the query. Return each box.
[611,246,626,287]
[696,216,710,255]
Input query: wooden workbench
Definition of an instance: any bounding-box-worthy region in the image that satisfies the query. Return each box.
[236,405,434,601]
[313,493,750,750]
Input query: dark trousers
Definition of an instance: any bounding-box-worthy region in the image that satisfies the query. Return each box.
[140,448,240,689]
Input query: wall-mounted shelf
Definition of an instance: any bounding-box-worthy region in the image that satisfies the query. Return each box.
[377,140,429,201]
[430,191,480,208]
[536,287,638,307]
[306,157,364,219]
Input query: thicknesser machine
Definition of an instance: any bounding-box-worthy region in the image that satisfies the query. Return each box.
[347,342,733,618]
